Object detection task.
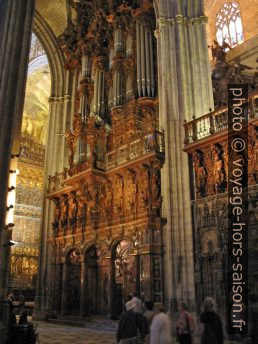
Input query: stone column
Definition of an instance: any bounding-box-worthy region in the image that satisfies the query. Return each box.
[154,0,214,312]
[0,0,35,330]
[80,260,87,317]
[33,67,74,319]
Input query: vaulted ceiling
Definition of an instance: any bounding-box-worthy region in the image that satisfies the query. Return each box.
[35,0,68,38]
[22,34,51,145]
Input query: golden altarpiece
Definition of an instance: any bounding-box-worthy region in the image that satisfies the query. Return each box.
[8,34,49,299]
[47,0,165,316]
[9,135,44,295]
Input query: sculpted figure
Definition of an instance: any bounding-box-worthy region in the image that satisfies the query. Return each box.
[52,197,61,230]
[124,170,137,216]
[60,194,69,228]
[77,190,86,225]
[58,23,78,54]
[211,145,225,193]
[209,40,221,61]
[151,169,162,211]
[99,180,113,218]
[248,131,257,184]
[105,180,113,214]
[113,174,123,216]
[192,151,207,198]
[209,39,230,62]
[222,145,228,181]
[66,131,76,169]
[68,191,78,226]
[85,183,96,222]
[138,166,149,209]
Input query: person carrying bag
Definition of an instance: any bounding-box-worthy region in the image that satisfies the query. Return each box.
[176,302,196,344]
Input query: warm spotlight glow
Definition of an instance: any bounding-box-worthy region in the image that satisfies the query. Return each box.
[5,158,18,227]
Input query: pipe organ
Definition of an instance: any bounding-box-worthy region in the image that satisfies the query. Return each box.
[48,0,164,316]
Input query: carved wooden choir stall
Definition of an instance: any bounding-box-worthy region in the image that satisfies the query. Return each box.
[47,0,165,317]
[184,87,258,317]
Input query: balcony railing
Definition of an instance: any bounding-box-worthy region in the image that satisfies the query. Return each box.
[47,169,68,194]
[184,92,258,145]
[47,130,165,194]
[106,130,165,170]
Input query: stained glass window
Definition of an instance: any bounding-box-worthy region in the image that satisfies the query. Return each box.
[216,2,244,48]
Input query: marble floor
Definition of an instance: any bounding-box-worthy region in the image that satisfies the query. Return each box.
[36,321,116,344]
[32,321,234,344]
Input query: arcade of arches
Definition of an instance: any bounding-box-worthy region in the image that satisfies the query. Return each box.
[0,0,257,338]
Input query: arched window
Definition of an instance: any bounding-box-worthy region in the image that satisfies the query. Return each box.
[216,2,243,47]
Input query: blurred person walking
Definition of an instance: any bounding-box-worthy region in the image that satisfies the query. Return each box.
[176,302,196,344]
[132,292,143,313]
[247,293,258,344]
[150,302,172,344]
[116,300,148,344]
[144,301,156,344]
[199,297,224,344]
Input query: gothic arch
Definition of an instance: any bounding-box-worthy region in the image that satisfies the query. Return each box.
[82,240,109,260]
[64,245,82,260]
[33,11,66,97]
[83,242,98,257]
[110,236,135,253]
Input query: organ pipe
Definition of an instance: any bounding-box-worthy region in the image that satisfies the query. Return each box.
[114,29,123,53]
[136,22,142,98]
[140,24,146,97]
[126,35,133,57]
[145,28,151,97]
[149,32,155,97]
[82,55,90,77]
[136,21,155,98]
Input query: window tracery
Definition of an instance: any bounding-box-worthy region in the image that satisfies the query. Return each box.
[216,2,243,47]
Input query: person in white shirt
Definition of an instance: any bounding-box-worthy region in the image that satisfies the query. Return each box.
[131,292,143,314]
[150,302,172,344]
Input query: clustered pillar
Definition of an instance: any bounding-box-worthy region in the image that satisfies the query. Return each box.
[0,1,35,338]
[155,0,214,313]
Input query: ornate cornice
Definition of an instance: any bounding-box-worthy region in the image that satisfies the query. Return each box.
[226,34,258,62]
[157,14,208,28]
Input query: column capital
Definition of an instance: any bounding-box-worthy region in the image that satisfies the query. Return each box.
[157,14,208,28]
[49,95,70,103]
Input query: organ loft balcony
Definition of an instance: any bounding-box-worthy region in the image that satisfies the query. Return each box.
[47,127,165,196]
[184,91,258,147]
[183,91,258,200]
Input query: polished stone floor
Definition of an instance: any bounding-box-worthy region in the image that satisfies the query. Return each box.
[33,321,234,344]
[36,321,116,344]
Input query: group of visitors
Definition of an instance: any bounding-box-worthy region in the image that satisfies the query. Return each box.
[116,292,172,344]
[116,294,226,344]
